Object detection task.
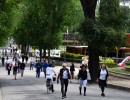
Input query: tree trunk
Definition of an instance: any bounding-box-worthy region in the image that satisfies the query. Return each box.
[48,48,51,64]
[43,48,46,58]
[88,46,99,82]
[40,49,42,61]
[21,45,26,55]
[80,0,99,82]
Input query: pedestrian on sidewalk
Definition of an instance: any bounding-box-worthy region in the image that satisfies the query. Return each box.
[35,60,38,77]
[78,65,87,96]
[57,63,72,99]
[46,63,57,93]
[1,56,5,66]
[70,62,75,79]
[36,60,41,78]
[25,55,28,64]
[5,56,10,68]
[30,58,34,70]
[40,59,44,71]
[7,63,12,75]
[43,60,48,78]
[12,59,16,75]
[13,64,18,80]
[20,61,26,79]
[97,64,109,97]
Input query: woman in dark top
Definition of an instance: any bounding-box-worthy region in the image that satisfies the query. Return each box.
[70,62,75,79]
[78,65,87,96]
[97,64,109,97]
[13,64,18,80]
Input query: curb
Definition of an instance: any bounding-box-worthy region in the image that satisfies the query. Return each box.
[108,83,130,92]
[72,79,130,92]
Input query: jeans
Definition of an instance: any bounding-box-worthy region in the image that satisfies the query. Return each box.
[8,69,11,75]
[44,68,46,78]
[61,79,68,96]
[30,64,34,70]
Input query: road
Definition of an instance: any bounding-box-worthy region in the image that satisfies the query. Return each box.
[0,66,130,100]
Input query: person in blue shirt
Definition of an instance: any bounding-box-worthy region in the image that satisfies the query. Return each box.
[36,60,41,78]
[40,59,44,71]
[43,60,48,78]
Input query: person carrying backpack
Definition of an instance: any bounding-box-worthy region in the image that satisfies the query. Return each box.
[20,61,25,79]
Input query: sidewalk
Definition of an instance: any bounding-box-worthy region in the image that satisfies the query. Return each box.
[0,66,130,100]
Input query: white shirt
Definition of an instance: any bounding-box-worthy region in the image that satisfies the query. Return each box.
[62,70,70,79]
[5,59,10,64]
[12,61,15,67]
[30,59,34,64]
[46,67,56,75]
[99,69,107,80]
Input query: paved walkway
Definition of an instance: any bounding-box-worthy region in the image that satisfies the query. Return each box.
[0,66,130,100]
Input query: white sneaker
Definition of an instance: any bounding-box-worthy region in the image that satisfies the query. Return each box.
[21,77,23,79]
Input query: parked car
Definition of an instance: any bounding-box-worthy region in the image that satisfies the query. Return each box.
[117,56,130,67]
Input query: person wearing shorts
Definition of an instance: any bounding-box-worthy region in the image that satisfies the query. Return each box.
[20,61,25,79]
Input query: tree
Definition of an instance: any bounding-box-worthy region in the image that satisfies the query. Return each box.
[0,0,22,47]
[12,0,74,62]
[79,0,127,82]
[79,0,99,82]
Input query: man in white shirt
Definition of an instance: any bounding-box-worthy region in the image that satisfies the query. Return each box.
[46,63,56,92]
[30,58,34,70]
[57,63,72,99]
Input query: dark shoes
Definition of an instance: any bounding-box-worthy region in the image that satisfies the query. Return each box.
[62,94,66,99]
[101,93,105,97]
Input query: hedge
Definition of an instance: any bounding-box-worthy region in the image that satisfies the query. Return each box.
[50,57,116,68]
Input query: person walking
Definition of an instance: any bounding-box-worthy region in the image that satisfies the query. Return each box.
[13,64,18,80]
[70,62,75,79]
[22,55,24,62]
[46,63,56,93]
[20,61,25,79]
[40,59,44,71]
[5,56,10,67]
[7,63,12,75]
[25,55,28,64]
[30,58,34,70]
[1,56,5,66]
[78,65,87,96]
[43,60,48,78]
[36,60,41,78]
[57,63,72,99]
[35,60,38,77]
[12,59,16,75]
[97,64,109,97]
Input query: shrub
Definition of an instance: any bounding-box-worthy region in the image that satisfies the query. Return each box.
[99,63,116,68]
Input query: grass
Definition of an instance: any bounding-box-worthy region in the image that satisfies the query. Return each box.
[126,65,130,68]
[108,67,130,75]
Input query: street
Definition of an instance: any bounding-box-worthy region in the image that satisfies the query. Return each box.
[0,66,130,100]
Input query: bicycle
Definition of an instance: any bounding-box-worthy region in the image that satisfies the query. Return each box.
[46,76,56,94]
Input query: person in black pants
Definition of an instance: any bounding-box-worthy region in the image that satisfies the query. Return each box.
[70,62,75,79]
[78,65,87,96]
[97,64,109,97]
[57,63,72,99]
[1,56,5,66]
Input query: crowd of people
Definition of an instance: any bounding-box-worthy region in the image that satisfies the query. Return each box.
[0,56,109,99]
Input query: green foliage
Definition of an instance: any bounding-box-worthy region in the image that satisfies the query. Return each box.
[79,0,127,54]
[60,52,87,59]
[12,0,75,51]
[79,19,125,53]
